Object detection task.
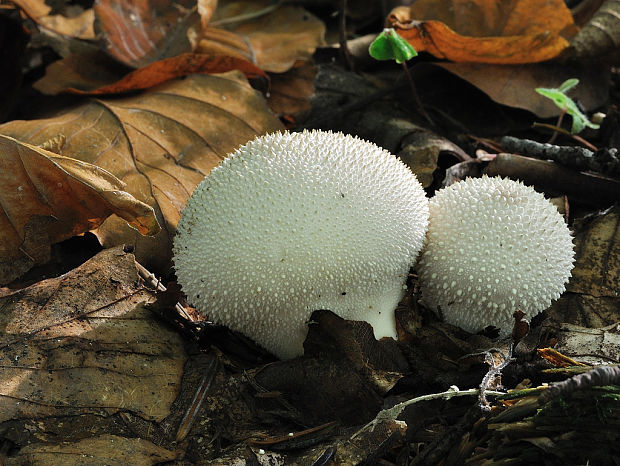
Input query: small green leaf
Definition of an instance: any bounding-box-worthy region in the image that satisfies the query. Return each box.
[536,80,600,134]
[557,78,579,93]
[369,28,418,64]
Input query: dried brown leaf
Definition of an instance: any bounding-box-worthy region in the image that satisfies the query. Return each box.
[4,434,179,466]
[267,62,317,121]
[0,248,186,445]
[389,0,576,64]
[198,2,325,73]
[0,135,159,284]
[94,0,197,68]
[0,71,284,273]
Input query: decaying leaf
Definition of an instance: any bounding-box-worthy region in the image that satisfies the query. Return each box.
[0,247,187,445]
[198,2,325,73]
[267,62,317,121]
[568,205,619,298]
[4,434,179,466]
[0,71,284,273]
[388,0,576,64]
[94,0,197,68]
[35,52,266,95]
[0,135,159,285]
[546,322,620,365]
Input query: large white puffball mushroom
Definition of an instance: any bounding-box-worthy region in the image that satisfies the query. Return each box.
[417,176,574,335]
[174,130,429,359]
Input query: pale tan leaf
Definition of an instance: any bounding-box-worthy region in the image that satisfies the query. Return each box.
[0,71,284,274]
[0,135,159,284]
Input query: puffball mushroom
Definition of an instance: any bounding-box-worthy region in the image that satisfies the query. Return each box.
[417,176,574,335]
[173,130,429,359]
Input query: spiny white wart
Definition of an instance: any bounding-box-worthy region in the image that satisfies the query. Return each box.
[417,176,575,335]
[174,130,429,359]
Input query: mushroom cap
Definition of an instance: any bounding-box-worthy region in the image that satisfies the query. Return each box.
[173,130,429,359]
[417,176,574,335]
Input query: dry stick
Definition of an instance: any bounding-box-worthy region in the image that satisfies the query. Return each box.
[500,136,619,175]
[402,62,434,127]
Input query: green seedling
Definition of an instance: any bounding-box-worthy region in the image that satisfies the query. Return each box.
[536,79,600,134]
[369,28,418,64]
[369,28,433,126]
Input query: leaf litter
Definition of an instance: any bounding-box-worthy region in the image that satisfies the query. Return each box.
[1,0,620,464]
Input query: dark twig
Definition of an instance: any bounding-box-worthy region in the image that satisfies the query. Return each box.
[501,136,620,177]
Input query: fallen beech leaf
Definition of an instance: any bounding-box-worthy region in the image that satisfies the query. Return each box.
[7,435,179,465]
[0,248,186,439]
[0,71,284,273]
[0,135,159,284]
[11,0,95,39]
[388,0,576,64]
[198,2,325,72]
[94,0,197,68]
[57,53,266,95]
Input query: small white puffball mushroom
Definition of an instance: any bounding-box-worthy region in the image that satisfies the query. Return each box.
[174,130,429,359]
[417,176,575,335]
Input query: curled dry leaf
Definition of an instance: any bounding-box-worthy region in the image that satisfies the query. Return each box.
[40,52,266,95]
[0,247,187,444]
[0,71,284,273]
[388,0,576,63]
[0,135,159,285]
